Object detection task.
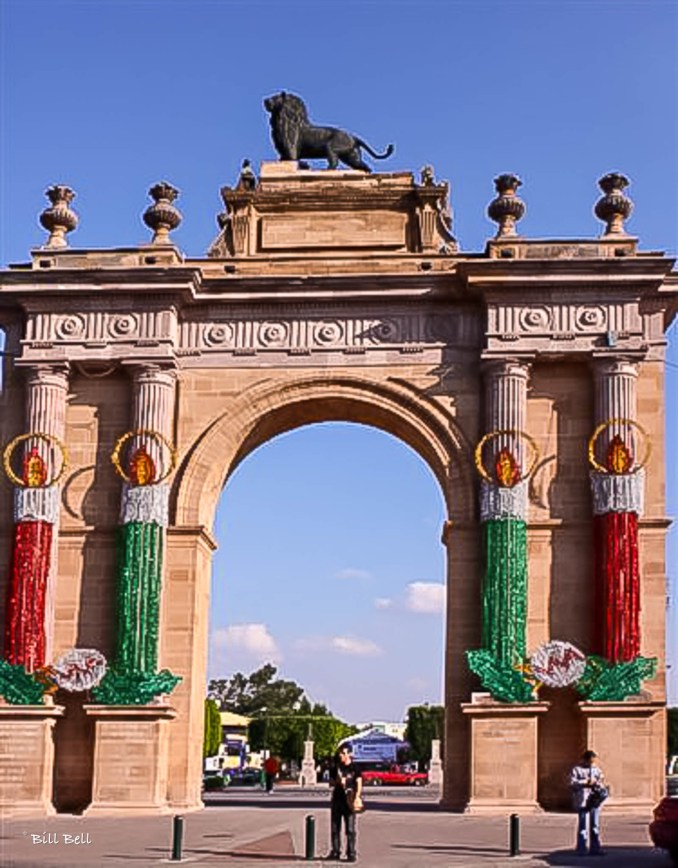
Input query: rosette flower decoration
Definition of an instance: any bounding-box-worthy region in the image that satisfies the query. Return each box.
[92,430,181,704]
[0,433,68,703]
[577,420,656,700]
[466,430,539,702]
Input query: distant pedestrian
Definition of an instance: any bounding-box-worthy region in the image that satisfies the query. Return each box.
[264,755,279,794]
[326,745,363,862]
[570,749,608,856]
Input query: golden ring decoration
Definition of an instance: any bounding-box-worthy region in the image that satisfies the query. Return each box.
[474,429,540,484]
[111,428,177,484]
[2,432,69,488]
[587,418,651,474]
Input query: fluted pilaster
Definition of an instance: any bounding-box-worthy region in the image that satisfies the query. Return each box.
[592,357,638,424]
[483,359,531,462]
[25,364,69,438]
[130,364,177,466]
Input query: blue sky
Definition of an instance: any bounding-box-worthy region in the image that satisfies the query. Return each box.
[1,0,676,721]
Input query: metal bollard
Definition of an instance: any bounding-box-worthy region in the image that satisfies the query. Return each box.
[509,813,520,857]
[305,814,316,861]
[171,814,184,862]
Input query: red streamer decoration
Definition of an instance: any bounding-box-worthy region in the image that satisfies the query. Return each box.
[3,520,52,672]
[593,511,640,662]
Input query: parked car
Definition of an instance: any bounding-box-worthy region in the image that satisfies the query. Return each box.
[649,796,678,864]
[361,764,428,787]
[227,768,262,787]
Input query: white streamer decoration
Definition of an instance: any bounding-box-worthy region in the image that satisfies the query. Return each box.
[13,485,60,524]
[479,479,528,522]
[120,482,169,527]
[590,469,644,516]
[529,641,586,688]
[52,648,107,692]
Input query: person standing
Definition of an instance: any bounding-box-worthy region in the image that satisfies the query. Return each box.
[570,749,608,856]
[264,755,279,794]
[326,745,363,862]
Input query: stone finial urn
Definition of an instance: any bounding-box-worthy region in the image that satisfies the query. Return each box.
[39,185,78,248]
[143,182,182,244]
[594,172,633,235]
[487,174,526,238]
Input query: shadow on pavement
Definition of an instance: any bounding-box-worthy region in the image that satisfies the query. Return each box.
[392,842,509,856]
[205,796,442,813]
[542,846,672,866]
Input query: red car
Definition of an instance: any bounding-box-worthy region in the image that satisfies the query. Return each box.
[649,796,678,864]
[361,765,428,787]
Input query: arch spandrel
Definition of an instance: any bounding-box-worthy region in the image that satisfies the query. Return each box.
[172,373,475,531]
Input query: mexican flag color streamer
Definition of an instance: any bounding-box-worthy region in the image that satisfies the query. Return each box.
[3,446,59,672]
[93,440,180,704]
[467,444,534,703]
[580,429,656,700]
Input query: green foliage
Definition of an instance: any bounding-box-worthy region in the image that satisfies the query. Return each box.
[208,665,354,762]
[203,775,225,790]
[203,698,222,759]
[668,708,678,756]
[208,664,305,716]
[0,660,46,705]
[248,712,356,762]
[92,668,181,704]
[466,649,535,703]
[575,655,657,702]
[404,704,445,769]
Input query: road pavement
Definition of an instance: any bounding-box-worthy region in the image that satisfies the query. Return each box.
[0,786,673,868]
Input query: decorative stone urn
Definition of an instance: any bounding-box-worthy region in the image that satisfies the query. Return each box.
[143,182,182,244]
[594,172,633,236]
[39,185,78,248]
[487,174,526,237]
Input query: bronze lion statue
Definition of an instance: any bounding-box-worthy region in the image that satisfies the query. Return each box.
[263,92,394,172]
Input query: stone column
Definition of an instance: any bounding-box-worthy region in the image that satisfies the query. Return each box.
[4,363,69,669]
[463,358,548,814]
[86,363,179,815]
[131,364,177,451]
[593,358,638,431]
[428,738,443,787]
[483,358,530,457]
[300,739,317,787]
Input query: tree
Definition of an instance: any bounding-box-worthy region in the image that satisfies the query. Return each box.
[208,665,355,762]
[208,664,305,716]
[203,698,222,758]
[404,704,445,770]
[668,708,678,756]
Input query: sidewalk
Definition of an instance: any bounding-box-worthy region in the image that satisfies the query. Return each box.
[0,790,672,868]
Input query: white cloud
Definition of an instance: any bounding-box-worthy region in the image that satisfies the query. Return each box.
[332,636,382,656]
[294,634,383,657]
[335,567,372,581]
[407,677,429,692]
[405,582,446,614]
[211,623,281,663]
[374,597,393,610]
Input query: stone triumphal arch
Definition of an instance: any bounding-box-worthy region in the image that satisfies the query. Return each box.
[0,163,675,816]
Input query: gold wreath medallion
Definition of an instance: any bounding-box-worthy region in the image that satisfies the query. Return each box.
[474,429,539,485]
[587,418,650,474]
[111,428,177,484]
[2,432,68,488]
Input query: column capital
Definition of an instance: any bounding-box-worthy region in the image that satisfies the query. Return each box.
[481,357,532,382]
[126,362,178,389]
[590,356,639,380]
[23,362,70,390]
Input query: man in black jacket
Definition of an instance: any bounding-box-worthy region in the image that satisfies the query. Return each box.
[326,745,363,862]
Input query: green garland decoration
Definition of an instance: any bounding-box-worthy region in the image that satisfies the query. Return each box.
[466,649,535,703]
[115,521,162,673]
[575,654,657,701]
[0,659,46,704]
[92,668,181,705]
[482,519,528,666]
